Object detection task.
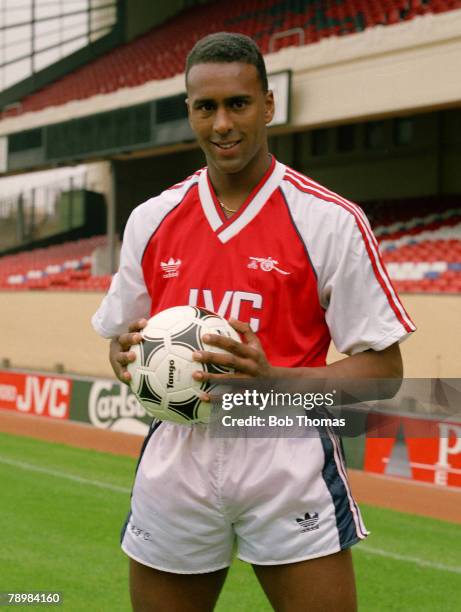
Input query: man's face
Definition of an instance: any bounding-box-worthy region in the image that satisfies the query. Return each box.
[186,62,274,175]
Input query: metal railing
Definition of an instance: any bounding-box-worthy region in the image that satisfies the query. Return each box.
[269,27,305,54]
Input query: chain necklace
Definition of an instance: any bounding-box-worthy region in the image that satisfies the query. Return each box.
[218,201,239,215]
[216,153,272,216]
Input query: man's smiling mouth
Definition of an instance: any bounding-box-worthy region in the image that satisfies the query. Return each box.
[212,141,241,150]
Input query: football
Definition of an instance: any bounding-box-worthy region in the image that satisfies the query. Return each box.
[127,305,241,424]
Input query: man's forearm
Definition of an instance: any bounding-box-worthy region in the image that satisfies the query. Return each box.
[279,343,402,379]
[270,343,403,399]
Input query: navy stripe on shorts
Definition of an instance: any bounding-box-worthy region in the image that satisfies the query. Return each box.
[320,433,360,547]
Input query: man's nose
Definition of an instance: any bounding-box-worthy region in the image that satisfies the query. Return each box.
[213,107,233,134]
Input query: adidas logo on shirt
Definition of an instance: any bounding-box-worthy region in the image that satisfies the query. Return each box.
[161,258,182,278]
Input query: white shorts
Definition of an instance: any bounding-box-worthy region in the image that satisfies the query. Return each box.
[121,420,368,573]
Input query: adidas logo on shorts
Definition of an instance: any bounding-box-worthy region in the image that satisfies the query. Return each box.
[296,511,319,533]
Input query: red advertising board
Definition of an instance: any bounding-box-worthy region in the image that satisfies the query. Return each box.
[365,416,461,488]
[0,370,72,419]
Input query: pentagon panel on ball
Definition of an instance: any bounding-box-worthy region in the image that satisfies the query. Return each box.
[127,306,240,424]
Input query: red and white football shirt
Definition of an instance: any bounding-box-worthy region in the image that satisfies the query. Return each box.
[92,157,415,366]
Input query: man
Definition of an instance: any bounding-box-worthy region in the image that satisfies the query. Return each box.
[92,32,415,611]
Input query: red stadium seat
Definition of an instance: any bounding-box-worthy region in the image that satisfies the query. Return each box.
[369,195,461,294]
[3,0,460,119]
[0,235,112,292]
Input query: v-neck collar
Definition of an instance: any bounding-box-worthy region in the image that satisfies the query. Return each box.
[198,156,286,244]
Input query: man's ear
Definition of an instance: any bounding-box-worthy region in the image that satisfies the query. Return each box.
[264,90,275,125]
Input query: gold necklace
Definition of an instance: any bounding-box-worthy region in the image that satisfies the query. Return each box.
[219,201,239,214]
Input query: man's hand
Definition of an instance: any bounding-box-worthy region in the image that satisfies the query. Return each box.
[191,318,403,401]
[109,318,148,384]
[192,319,275,383]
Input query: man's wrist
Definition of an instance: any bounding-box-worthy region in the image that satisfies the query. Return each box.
[268,365,324,379]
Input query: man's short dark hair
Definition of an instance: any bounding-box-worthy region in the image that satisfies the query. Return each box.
[186,32,268,92]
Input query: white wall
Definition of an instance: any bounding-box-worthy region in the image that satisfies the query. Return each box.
[0,292,459,379]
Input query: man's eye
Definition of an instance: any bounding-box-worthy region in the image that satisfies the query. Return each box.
[232,100,247,109]
[199,103,214,112]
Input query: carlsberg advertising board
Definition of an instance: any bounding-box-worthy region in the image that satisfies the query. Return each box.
[70,377,151,436]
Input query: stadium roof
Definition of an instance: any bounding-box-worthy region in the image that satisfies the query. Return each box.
[1,0,459,121]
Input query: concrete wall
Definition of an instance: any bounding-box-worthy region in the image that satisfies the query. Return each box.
[278,11,461,129]
[327,295,461,378]
[1,292,459,379]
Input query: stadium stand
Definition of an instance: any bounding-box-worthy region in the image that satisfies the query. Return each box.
[0,235,111,292]
[2,0,461,119]
[1,1,460,295]
[1,196,460,293]
[366,197,461,293]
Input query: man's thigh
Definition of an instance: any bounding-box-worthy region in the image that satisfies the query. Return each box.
[129,559,229,612]
[252,549,357,612]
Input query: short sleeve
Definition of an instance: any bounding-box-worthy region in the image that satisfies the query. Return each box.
[321,207,415,355]
[91,173,201,340]
[91,207,151,339]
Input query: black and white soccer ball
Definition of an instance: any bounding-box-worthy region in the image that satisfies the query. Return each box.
[127,305,240,424]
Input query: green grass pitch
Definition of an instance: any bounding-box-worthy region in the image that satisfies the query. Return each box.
[0,432,460,611]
